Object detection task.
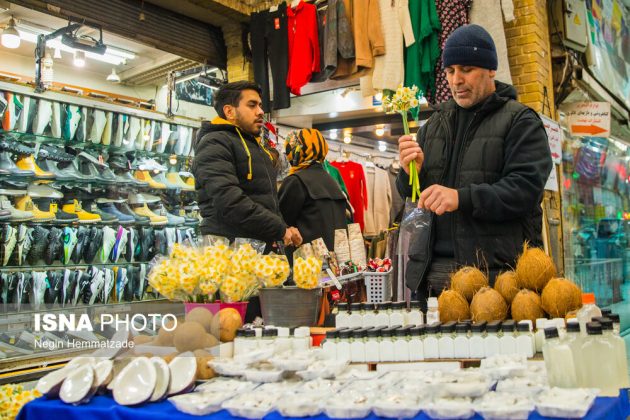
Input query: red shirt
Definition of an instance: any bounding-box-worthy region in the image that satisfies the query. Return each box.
[287,1,320,95]
[330,160,369,231]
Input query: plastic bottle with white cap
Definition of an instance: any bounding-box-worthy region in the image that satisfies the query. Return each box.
[292,326,312,352]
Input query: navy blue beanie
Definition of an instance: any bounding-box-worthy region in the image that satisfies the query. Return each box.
[442,24,498,70]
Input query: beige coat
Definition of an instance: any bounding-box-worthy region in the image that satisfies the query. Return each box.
[364,164,392,237]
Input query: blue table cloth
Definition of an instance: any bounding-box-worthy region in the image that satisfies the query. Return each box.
[17,390,630,420]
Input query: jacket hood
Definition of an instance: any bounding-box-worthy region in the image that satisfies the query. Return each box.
[438,80,518,112]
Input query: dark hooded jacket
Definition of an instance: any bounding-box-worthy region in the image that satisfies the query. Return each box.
[192,117,286,243]
[397,81,553,291]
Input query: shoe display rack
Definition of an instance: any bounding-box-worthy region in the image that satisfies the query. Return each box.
[0,87,200,365]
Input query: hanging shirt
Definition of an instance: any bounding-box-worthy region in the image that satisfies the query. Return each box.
[425,0,472,105]
[330,160,368,231]
[323,160,349,195]
[404,0,441,100]
[364,164,392,237]
[287,1,321,95]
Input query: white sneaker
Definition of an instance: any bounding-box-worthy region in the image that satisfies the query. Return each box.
[137,158,167,172]
[89,109,106,144]
[113,114,127,147]
[51,102,62,138]
[99,226,117,264]
[2,225,17,266]
[33,99,52,135]
[158,122,171,153]
[145,121,156,151]
[102,268,114,303]
[32,272,48,310]
[63,227,78,265]
[125,117,140,150]
[76,107,88,143]
[14,225,27,266]
[183,126,193,156]
[165,227,177,255]
[174,125,188,155]
[88,267,105,305]
[116,268,128,302]
[17,96,32,133]
[63,105,82,141]
[102,112,113,145]
[111,226,128,262]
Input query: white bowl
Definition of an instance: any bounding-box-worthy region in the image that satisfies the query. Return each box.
[59,364,97,405]
[150,357,171,402]
[36,367,71,398]
[167,351,197,396]
[113,357,157,406]
[169,391,234,416]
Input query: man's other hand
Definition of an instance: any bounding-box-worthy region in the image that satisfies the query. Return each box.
[419,185,459,215]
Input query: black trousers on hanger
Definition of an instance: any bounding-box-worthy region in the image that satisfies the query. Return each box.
[251,3,290,111]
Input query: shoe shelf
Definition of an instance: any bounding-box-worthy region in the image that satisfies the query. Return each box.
[0,260,151,271]
[2,130,192,163]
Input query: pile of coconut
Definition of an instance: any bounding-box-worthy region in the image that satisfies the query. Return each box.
[438,243,583,324]
[35,307,244,406]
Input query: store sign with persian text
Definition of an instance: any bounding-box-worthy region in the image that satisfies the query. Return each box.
[563,101,611,138]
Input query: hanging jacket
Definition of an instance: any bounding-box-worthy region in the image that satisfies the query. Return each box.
[192,117,286,243]
[278,163,347,252]
[396,81,552,291]
[287,1,321,95]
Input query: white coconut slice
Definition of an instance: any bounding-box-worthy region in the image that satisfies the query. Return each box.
[150,357,171,402]
[167,351,197,396]
[94,359,114,390]
[36,367,71,398]
[59,365,97,405]
[113,357,157,406]
[65,356,96,370]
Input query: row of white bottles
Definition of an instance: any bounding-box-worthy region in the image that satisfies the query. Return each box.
[233,326,312,356]
[322,320,536,362]
[335,301,424,329]
[544,319,629,396]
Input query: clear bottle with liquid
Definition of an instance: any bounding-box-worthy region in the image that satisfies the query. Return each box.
[469,322,486,358]
[347,303,363,328]
[515,322,534,358]
[543,327,578,388]
[500,320,517,355]
[390,302,406,327]
[453,323,470,358]
[336,329,352,361]
[393,327,411,362]
[424,322,441,359]
[350,328,367,363]
[362,303,377,328]
[609,313,621,335]
[322,329,340,359]
[579,322,622,396]
[379,327,396,362]
[365,327,383,363]
[484,321,501,357]
[426,298,440,325]
[598,318,630,389]
[335,303,349,328]
[534,318,548,353]
[565,321,584,385]
[577,293,602,336]
[408,325,425,361]
[438,321,456,359]
[406,300,424,326]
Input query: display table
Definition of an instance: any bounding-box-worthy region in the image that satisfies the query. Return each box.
[17,390,630,420]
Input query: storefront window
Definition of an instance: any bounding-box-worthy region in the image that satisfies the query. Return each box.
[562,132,630,308]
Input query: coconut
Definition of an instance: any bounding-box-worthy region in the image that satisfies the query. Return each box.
[541,277,582,318]
[195,354,216,380]
[167,352,197,396]
[162,352,179,364]
[185,307,214,333]
[173,322,207,352]
[149,357,170,402]
[470,287,508,322]
[511,289,545,323]
[515,243,557,292]
[155,318,177,346]
[210,308,243,342]
[494,271,520,304]
[132,335,153,345]
[437,290,470,322]
[202,333,220,349]
[450,266,488,301]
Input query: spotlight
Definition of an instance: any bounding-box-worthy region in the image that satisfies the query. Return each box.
[169,155,177,165]
[106,68,120,83]
[343,135,352,144]
[378,141,387,152]
[1,17,20,49]
[374,91,383,102]
[329,130,338,140]
[73,50,86,67]
[375,127,385,137]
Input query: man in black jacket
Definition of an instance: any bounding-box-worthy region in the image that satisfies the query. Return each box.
[397,24,553,307]
[192,81,301,248]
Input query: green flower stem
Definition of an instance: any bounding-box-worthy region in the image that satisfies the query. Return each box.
[400,111,421,202]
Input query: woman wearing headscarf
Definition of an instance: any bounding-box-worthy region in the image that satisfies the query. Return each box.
[279,128,347,253]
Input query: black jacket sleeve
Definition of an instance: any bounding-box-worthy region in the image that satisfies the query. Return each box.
[195,134,287,241]
[278,175,306,227]
[457,108,552,221]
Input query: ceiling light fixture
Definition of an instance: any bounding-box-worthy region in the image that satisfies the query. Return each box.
[374,91,383,102]
[106,68,121,83]
[378,141,387,152]
[329,130,338,140]
[1,17,20,49]
[343,135,352,144]
[375,126,385,137]
[73,50,85,67]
